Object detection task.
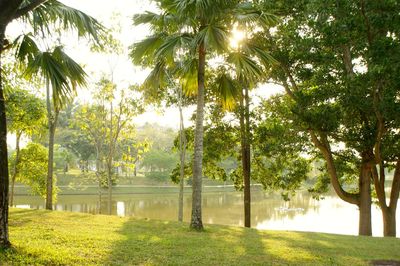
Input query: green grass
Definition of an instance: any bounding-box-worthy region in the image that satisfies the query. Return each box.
[1,208,399,265]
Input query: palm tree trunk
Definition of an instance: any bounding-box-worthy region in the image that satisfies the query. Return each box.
[190,41,206,230]
[9,131,21,207]
[107,101,113,215]
[45,81,58,210]
[241,86,251,228]
[0,25,11,248]
[107,162,112,215]
[95,149,102,214]
[178,87,186,222]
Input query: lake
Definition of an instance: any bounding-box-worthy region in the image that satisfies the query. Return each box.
[13,186,400,237]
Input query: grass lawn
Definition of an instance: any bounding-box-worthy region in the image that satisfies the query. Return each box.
[1,208,399,265]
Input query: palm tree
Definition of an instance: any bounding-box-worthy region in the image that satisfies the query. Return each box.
[132,0,277,230]
[0,0,104,247]
[131,0,240,230]
[16,40,87,210]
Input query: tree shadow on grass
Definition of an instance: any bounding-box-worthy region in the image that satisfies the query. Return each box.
[106,218,400,266]
[104,219,312,265]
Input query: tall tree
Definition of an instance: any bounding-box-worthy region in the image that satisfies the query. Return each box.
[0,0,104,247]
[16,41,87,210]
[261,0,400,236]
[76,79,143,215]
[131,0,275,230]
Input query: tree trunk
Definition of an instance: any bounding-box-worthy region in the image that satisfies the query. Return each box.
[240,86,251,228]
[95,153,101,214]
[190,40,205,230]
[45,79,58,210]
[178,86,186,222]
[358,163,372,236]
[0,24,11,248]
[46,112,58,210]
[9,131,21,207]
[107,163,112,215]
[381,159,400,237]
[382,207,396,237]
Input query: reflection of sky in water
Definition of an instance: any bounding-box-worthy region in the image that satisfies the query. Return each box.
[13,190,399,237]
[117,202,125,217]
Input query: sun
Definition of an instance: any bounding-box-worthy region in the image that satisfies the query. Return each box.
[230,26,245,49]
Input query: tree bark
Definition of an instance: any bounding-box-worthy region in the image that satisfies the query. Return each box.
[0,24,11,248]
[178,87,186,222]
[190,40,205,230]
[240,86,251,228]
[46,110,58,210]
[95,150,102,214]
[358,162,372,236]
[9,131,21,207]
[382,207,396,237]
[380,159,400,237]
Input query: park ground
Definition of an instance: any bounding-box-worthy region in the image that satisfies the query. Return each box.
[0,208,399,265]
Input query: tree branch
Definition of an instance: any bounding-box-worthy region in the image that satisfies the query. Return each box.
[13,0,49,20]
[371,165,387,210]
[389,159,400,210]
[309,130,359,205]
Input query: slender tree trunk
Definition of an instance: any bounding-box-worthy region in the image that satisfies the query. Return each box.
[107,163,112,215]
[178,86,186,222]
[358,162,372,236]
[46,111,58,210]
[107,101,113,215]
[190,41,206,230]
[0,24,11,248]
[9,131,21,207]
[95,151,101,214]
[45,79,58,210]
[240,87,251,227]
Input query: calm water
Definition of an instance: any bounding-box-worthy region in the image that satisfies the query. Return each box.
[13,188,399,237]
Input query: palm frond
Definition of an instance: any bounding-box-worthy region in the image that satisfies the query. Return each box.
[197,24,229,52]
[129,33,166,65]
[141,59,168,102]
[227,52,263,82]
[23,46,86,108]
[216,73,238,110]
[133,11,178,33]
[234,2,280,28]
[52,46,87,88]
[241,42,277,66]
[20,0,105,44]
[178,57,198,95]
[155,33,193,65]
[13,33,40,64]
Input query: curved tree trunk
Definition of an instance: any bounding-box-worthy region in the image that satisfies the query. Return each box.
[9,131,21,207]
[190,41,205,230]
[0,24,11,248]
[381,160,400,237]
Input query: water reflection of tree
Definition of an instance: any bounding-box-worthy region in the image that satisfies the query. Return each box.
[14,190,321,228]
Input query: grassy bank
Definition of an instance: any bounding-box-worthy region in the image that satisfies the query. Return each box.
[1,209,399,265]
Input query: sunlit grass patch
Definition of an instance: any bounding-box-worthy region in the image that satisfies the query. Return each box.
[1,208,399,265]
